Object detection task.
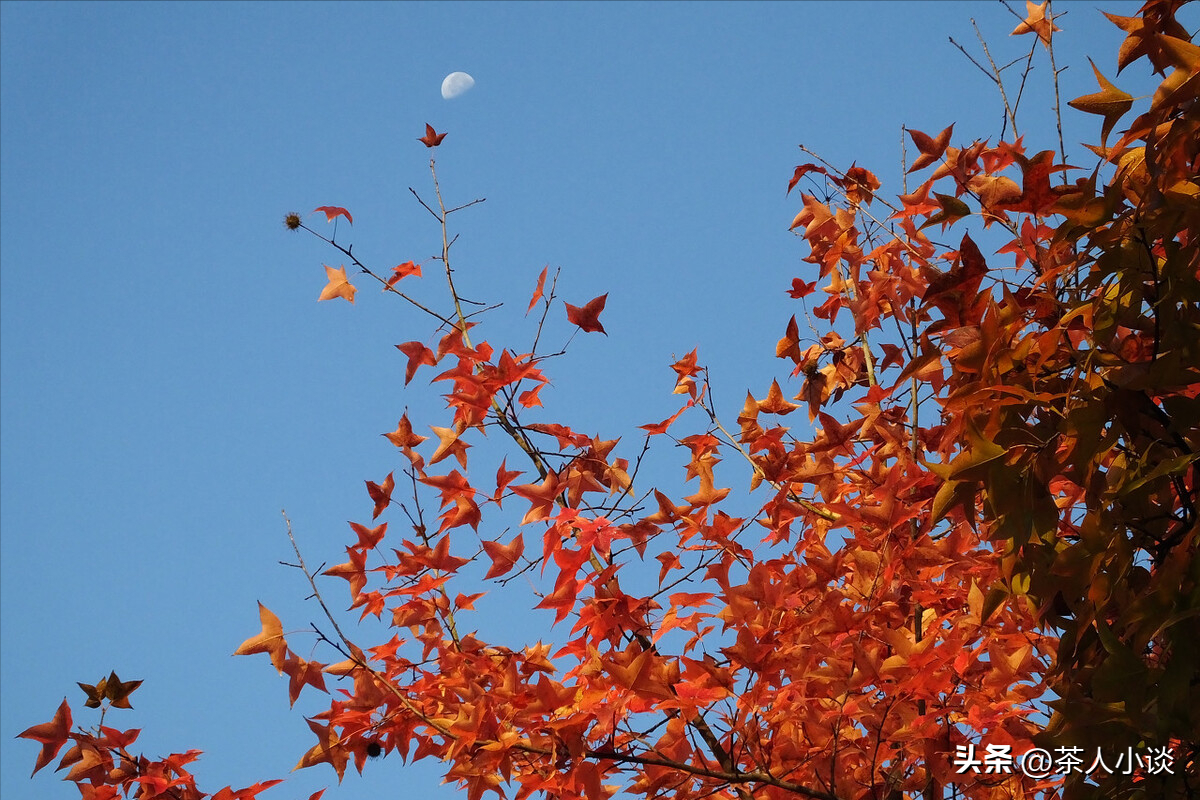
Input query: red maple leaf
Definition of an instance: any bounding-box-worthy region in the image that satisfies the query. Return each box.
[906,124,954,173]
[518,384,545,408]
[639,403,691,436]
[18,698,72,775]
[396,341,437,385]
[787,163,827,195]
[787,278,817,299]
[494,458,523,504]
[527,266,549,314]
[383,414,427,449]
[482,533,525,579]
[565,294,608,334]
[366,472,394,519]
[418,535,471,572]
[281,655,327,708]
[212,782,285,800]
[349,521,387,550]
[386,261,421,288]
[512,471,564,524]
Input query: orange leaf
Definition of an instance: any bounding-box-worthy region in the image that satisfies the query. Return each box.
[420,469,473,506]
[776,315,803,363]
[323,547,368,599]
[639,403,689,436]
[906,124,954,173]
[757,379,799,415]
[670,349,701,398]
[527,266,549,314]
[295,718,349,779]
[787,278,817,299]
[383,414,427,448]
[482,533,525,579]
[526,422,590,449]
[438,495,481,533]
[18,698,72,775]
[422,535,471,572]
[786,163,826,194]
[895,181,940,218]
[494,458,523,503]
[282,655,327,708]
[395,341,437,385]
[512,471,563,524]
[386,261,421,287]
[233,602,288,673]
[1068,59,1134,144]
[213,783,286,800]
[418,123,447,147]
[366,472,394,519]
[318,264,356,304]
[535,573,582,624]
[1011,0,1059,46]
[565,294,608,334]
[430,425,470,467]
[842,165,880,205]
[98,725,140,748]
[349,520,387,550]
[313,206,353,224]
[656,551,682,584]
[518,384,545,408]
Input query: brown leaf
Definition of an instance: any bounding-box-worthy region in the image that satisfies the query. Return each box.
[418,123,447,147]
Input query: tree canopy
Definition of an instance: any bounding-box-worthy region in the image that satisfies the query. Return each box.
[21,2,1199,799]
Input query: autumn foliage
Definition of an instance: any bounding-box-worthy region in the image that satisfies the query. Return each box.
[22,2,1199,799]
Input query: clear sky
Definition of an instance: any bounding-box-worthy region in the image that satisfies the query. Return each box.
[0,2,1176,799]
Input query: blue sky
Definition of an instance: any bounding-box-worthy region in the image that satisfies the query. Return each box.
[0,2,1175,798]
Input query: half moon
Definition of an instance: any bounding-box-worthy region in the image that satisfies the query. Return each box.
[441,72,475,100]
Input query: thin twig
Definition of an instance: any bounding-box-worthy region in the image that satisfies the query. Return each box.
[973,19,1019,136]
[299,223,457,327]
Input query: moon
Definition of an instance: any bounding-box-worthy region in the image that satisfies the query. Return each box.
[441,72,475,100]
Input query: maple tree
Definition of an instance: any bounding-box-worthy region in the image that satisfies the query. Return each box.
[21,2,1198,799]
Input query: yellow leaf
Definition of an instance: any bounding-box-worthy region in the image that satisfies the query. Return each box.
[233,602,288,673]
[318,264,357,303]
[1068,59,1133,144]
